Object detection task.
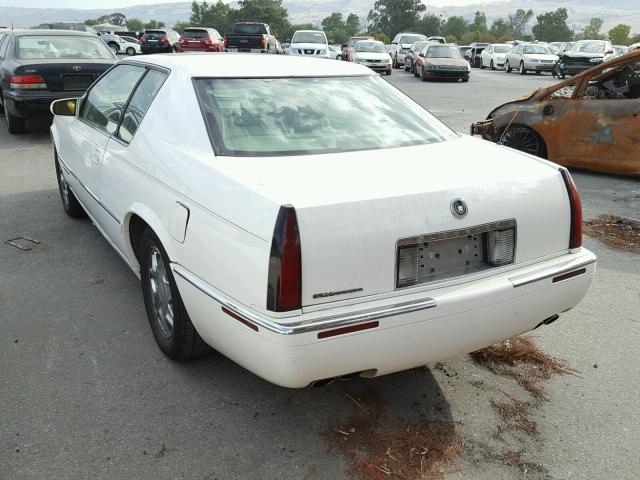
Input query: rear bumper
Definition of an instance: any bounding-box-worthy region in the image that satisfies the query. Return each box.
[141,45,173,54]
[173,249,596,387]
[4,90,84,119]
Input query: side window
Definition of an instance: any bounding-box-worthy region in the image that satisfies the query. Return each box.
[117,68,167,143]
[0,35,9,59]
[80,64,146,135]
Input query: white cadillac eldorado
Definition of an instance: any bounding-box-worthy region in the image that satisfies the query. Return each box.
[50,54,596,388]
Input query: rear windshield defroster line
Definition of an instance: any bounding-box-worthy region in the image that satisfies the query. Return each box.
[193,76,456,157]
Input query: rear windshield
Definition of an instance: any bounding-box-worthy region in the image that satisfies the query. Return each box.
[233,23,267,35]
[17,35,113,59]
[412,41,429,51]
[348,37,369,47]
[182,29,209,39]
[145,30,167,38]
[291,31,326,44]
[194,76,455,157]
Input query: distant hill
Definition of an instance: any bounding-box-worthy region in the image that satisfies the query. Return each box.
[1,0,639,34]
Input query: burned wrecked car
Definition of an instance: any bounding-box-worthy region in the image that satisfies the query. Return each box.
[471,50,640,176]
[555,40,615,79]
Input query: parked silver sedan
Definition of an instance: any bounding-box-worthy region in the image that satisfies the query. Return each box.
[505,44,558,75]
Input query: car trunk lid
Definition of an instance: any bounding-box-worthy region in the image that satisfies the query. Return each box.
[12,59,114,92]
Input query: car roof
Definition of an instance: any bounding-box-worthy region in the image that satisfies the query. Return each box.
[125,53,374,77]
[7,29,99,37]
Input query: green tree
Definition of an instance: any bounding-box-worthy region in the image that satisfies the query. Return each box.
[345,13,360,36]
[532,8,572,42]
[416,13,442,37]
[191,1,235,34]
[367,0,426,38]
[507,8,533,38]
[126,18,144,32]
[480,33,496,43]
[173,21,191,34]
[442,16,468,41]
[608,24,631,45]
[471,11,487,35]
[97,13,127,26]
[236,0,289,38]
[84,19,98,26]
[445,34,458,44]
[496,35,513,43]
[490,18,509,39]
[462,32,476,45]
[144,20,166,29]
[374,32,390,44]
[580,17,603,40]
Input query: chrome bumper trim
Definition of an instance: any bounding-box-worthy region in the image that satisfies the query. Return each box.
[172,264,437,336]
[509,254,596,288]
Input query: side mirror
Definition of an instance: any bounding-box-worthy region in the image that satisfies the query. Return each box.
[605,50,614,55]
[419,53,425,58]
[50,98,78,116]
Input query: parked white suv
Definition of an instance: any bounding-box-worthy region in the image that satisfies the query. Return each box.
[391,32,427,68]
[287,30,329,58]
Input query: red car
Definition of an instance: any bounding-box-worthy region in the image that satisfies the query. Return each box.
[342,36,373,62]
[178,27,224,53]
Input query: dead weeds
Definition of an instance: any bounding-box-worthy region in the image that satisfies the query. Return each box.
[491,399,538,436]
[329,390,461,480]
[470,336,575,399]
[584,214,640,253]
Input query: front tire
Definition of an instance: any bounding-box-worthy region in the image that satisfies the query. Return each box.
[490,60,495,70]
[55,151,86,218]
[386,68,392,76]
[519,61,527,75]
[139,228,208,361]
[505,60,512,73]
[108,43,119,55]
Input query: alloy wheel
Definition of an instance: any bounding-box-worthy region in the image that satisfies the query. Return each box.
[501,127,543,157]
[148,247,174,338]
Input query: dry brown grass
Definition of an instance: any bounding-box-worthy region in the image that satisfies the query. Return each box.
[491,399,538,435]
[470,336,575,399]
[584,215,640,253]
[329,390,462,480]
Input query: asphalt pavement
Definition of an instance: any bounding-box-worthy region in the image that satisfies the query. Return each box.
[1,65,639,480]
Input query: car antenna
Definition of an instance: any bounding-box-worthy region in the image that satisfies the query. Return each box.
[497,110,519,145]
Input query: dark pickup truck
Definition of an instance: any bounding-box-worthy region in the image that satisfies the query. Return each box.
[223,22,278,53]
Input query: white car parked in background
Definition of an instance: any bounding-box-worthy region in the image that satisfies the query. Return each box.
[287,30,329,58]
[328,45,343,60]
[505,43,558,74]
[49,54,595,388]
[391,32,427,68]
[352,40,392,75]
[119,35,141,56]
[480,44,512,70]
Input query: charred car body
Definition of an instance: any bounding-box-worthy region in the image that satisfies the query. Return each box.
[471,51,640,176]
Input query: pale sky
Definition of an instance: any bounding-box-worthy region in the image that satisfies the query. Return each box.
[0,0,485,8]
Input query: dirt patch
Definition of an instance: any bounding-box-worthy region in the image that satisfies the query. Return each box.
[470,336,575,399]
[584,214,640,253]
[329,390,461,480]
[498,451,548,476]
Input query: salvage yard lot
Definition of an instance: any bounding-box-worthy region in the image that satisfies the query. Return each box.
[1,66,639,480]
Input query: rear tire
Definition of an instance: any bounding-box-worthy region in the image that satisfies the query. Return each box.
[6,110,25,134]
[126,47,136,56]
[108,43,119,55]
[55,150,86,218]
[139,228,209,361]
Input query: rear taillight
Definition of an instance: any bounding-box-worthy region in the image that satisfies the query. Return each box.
[560,168,582,249]
[261,35,267,48]
[10,75,47,90]
[223,36,228,47]
[267,206,302,312]
[205,38,213,45]
[162,37,169,44]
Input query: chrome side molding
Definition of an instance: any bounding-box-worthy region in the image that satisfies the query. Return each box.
[172,264,437,336]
